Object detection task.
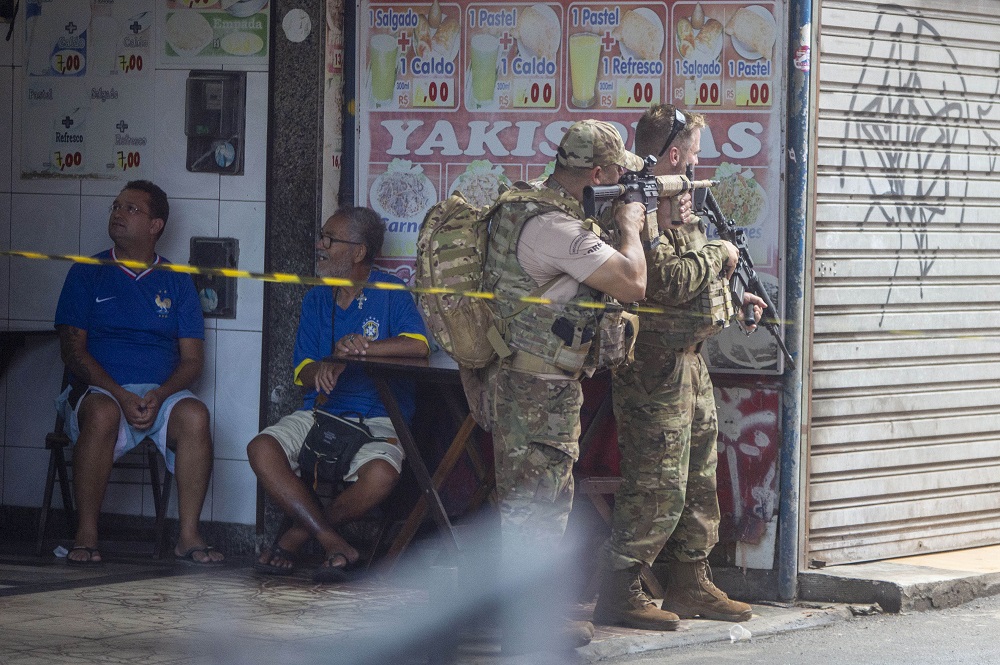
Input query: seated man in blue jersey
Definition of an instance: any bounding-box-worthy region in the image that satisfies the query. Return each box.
[247,206,429,582]
[55,180,222,565]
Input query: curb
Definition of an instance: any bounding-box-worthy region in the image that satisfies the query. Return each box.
[800,564,1000,613]
[579,602,852,661]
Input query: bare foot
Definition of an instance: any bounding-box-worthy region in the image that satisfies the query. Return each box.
[67,545,102,564]
[257,545,296,572]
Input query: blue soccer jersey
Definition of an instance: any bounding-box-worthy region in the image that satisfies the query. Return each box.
[293,271,428,422]
[55,249,205,386]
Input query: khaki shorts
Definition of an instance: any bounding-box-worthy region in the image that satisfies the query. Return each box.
[260,409,404,482]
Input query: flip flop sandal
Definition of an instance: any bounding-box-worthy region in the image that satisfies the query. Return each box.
[66,546,103,566]
[175,545,225,566]
[312,553,349,584]
[253,545,298,576]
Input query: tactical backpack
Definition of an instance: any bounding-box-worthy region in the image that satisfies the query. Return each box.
[415,185,574,369]
[414,190,500,369]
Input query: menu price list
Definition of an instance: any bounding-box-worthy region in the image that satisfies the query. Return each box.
[672,1,777,111]
[362,1,777,114]
[23,0,155,178]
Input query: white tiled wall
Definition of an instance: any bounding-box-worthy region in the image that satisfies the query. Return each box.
[1,192,9,321]
[219,72,268,204]
[151,69,222,201]
[9,193,79,322]
[217,201,265,333]
[211,458,258,526]
[212,330,262,462]
[1,65,12,190]
[1,4,268,528]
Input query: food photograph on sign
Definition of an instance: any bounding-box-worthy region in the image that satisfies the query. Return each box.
[161,0,270,64]
[351,0,785,374]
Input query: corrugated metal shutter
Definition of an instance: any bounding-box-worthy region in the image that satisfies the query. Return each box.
[808,0,1000,565]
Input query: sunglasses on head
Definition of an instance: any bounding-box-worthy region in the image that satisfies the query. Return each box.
[657,108,688,158]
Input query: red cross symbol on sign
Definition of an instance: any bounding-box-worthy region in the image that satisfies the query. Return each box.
[397,31,411,52]
[500,32,514,50]
[601,31,616,50]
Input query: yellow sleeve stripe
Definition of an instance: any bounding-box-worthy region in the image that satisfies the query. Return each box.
[400,333,429,347]
[292,358,314,386]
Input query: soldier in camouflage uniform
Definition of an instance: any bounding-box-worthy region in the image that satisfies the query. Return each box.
[593,105,765,631]
[484,120,647,653]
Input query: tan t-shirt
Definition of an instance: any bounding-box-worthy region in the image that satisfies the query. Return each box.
[516,210,617,304]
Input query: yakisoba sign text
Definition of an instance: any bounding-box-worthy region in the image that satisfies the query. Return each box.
[378,118,766,161]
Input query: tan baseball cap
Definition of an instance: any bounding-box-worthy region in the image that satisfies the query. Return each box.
[557,120,645,172]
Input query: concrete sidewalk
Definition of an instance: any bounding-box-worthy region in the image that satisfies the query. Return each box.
[579,601,848,662]
[799,544,1000,613]
[1,545,999,663]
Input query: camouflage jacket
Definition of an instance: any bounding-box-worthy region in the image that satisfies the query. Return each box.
[640,219,735,349]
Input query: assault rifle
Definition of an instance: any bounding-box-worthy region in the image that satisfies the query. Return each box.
[690,165,794,368]
[583,156,717,245]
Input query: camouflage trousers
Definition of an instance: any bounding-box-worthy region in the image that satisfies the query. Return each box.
[491,364,582,555]
[604,344,720,571]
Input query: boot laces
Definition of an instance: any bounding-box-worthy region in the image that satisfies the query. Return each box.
[628,577,656,608]
[696,562,730,600]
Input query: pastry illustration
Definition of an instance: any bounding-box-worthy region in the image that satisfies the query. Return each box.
[412,4,460,61]
[613,8,664,60]
[166,10,214,57]
[431,17,460,60]
[676,11,722,61]
[516,4,561,60]
[694,18,723,60]
[725,6,777,59]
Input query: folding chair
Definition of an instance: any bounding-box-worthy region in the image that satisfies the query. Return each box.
[35,377,174,558]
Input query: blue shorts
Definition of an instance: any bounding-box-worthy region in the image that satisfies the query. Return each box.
[55,383,202,473]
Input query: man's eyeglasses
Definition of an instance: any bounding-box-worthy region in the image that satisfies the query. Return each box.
[657,108,688,158]
[318,233,362,249]
[109,202,150,217]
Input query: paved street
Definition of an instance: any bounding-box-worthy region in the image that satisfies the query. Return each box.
[603,594,1000,665]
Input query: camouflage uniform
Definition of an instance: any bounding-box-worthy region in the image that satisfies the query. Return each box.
[485,182,594,551]
[605,218,734,570]
[486,121,642,552]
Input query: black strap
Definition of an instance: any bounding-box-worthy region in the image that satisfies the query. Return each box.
[331,287,338,355]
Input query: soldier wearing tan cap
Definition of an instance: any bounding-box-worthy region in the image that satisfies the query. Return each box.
[480,120,647,654]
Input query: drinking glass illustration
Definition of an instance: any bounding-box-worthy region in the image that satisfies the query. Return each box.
[470,33,499,107]
[569,32,601,107]
[369,34,398,105]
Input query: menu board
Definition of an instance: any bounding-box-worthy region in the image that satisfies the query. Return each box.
[20,0,271,179]
[354,0,783,372]
[22,0,155,178]
[159,0,270,66]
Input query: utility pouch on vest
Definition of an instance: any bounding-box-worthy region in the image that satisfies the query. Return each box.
[594,309,639,368]
[548,316,594,374]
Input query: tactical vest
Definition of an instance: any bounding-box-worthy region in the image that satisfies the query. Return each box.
[483,182,631,375]
[641,219,735,349]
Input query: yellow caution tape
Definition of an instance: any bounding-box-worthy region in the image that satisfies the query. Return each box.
[0,248,784,320]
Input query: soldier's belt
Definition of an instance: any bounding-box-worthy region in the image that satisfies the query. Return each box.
[507,352,582,380]
[636,330,702,354]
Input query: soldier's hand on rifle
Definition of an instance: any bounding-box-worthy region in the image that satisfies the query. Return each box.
[678,191,695,225]
[614,201,646,238]
[738,292,766,332]
[720,240,740,279]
